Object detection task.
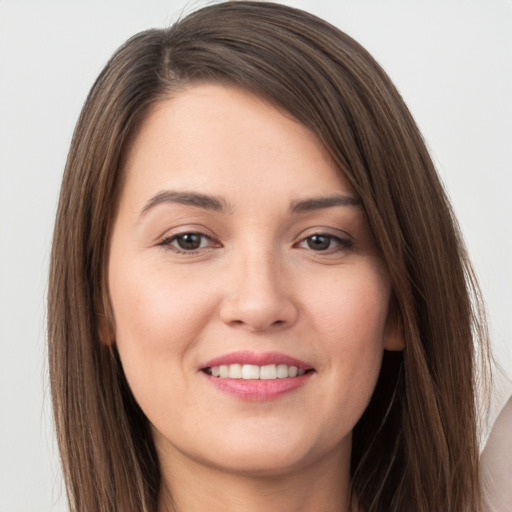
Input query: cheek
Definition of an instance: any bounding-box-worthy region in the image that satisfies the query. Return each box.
[303,266,389,421]
[307,266,390,349]
[107,262,223,432]
[108,261,216,382]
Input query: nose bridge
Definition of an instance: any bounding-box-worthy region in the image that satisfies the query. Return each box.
[239,243,280,299]
[220,238,298,331]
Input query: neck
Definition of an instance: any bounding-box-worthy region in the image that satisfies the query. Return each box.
[157,444,352,512]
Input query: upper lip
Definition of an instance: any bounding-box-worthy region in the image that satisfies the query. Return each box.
[201,351,314,370]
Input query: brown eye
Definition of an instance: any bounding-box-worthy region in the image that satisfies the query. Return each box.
[306,235,332,251]
[175,233,203,251]
[296,232,354,254]
[159,232,217,253]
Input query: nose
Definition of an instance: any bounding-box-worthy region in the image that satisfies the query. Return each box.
[219,248,299,332]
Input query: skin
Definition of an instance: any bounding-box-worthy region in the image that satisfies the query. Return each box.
[106,83,400,512]
[481,395,512,511]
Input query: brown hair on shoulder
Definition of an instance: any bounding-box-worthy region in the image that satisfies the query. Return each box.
[48,2,489,511]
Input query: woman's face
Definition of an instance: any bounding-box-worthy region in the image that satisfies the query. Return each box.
[107,83,394,477]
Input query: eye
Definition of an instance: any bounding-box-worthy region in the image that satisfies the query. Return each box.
[174,233,205,251]
[305,234,332,251]
[158,232,218,253]
[297,233,353,252]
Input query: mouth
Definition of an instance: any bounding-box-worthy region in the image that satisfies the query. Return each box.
[199,351,315,400]
[202,364,312,379]
[200,350,315,379]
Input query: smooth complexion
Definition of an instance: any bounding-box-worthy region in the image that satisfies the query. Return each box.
[106,84,400,512]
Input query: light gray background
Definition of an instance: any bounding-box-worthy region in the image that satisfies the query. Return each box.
[1,1,511,510]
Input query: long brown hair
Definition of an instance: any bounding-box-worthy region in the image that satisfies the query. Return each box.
[48,2,489,511]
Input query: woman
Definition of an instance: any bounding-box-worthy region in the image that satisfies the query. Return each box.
[48,2,489,511]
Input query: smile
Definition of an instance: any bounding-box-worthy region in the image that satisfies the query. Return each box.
[200,352,315,400]
[204,364,307,379]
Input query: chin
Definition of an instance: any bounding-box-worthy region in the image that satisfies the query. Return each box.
[182,426,351,478]
[199,448,314,478]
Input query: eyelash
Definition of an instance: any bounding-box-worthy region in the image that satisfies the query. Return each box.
[295,233,354,253]
[158,231,354,255]
[158,232,219,254]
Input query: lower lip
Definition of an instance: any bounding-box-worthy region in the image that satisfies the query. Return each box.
[203,372,312,401]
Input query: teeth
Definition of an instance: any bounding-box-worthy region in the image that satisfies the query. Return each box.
[260,364,276,379]
[228,364,242,378]
[207,363,307,379]
[242,364,260,379]
[277,364,289,378]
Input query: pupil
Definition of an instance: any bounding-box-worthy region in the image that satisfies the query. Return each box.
[177,233,201,250]
[307,235,330,250]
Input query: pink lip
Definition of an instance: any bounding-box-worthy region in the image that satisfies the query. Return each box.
[203,373,312,401]
[201,350,312,370]
[200,351,315,401]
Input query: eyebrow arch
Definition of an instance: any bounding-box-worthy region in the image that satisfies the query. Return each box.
[141,190,230,216]
[290,194,361,213]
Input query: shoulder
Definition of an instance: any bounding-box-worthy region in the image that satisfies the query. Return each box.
[480,363,512,512]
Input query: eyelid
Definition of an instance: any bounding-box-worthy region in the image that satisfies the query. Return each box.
[295,226,354,243]
[156,224,215,241]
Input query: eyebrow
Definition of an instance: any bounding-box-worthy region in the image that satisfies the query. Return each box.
[140,190,361,217]
[289,194,361,213]
[141,190,230,216]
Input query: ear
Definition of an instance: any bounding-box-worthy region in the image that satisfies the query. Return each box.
[96,289,115,346]
[383,297,405,351]
[98,312,115,346]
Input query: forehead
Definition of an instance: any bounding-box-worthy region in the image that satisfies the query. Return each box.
[120,83,354,211]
